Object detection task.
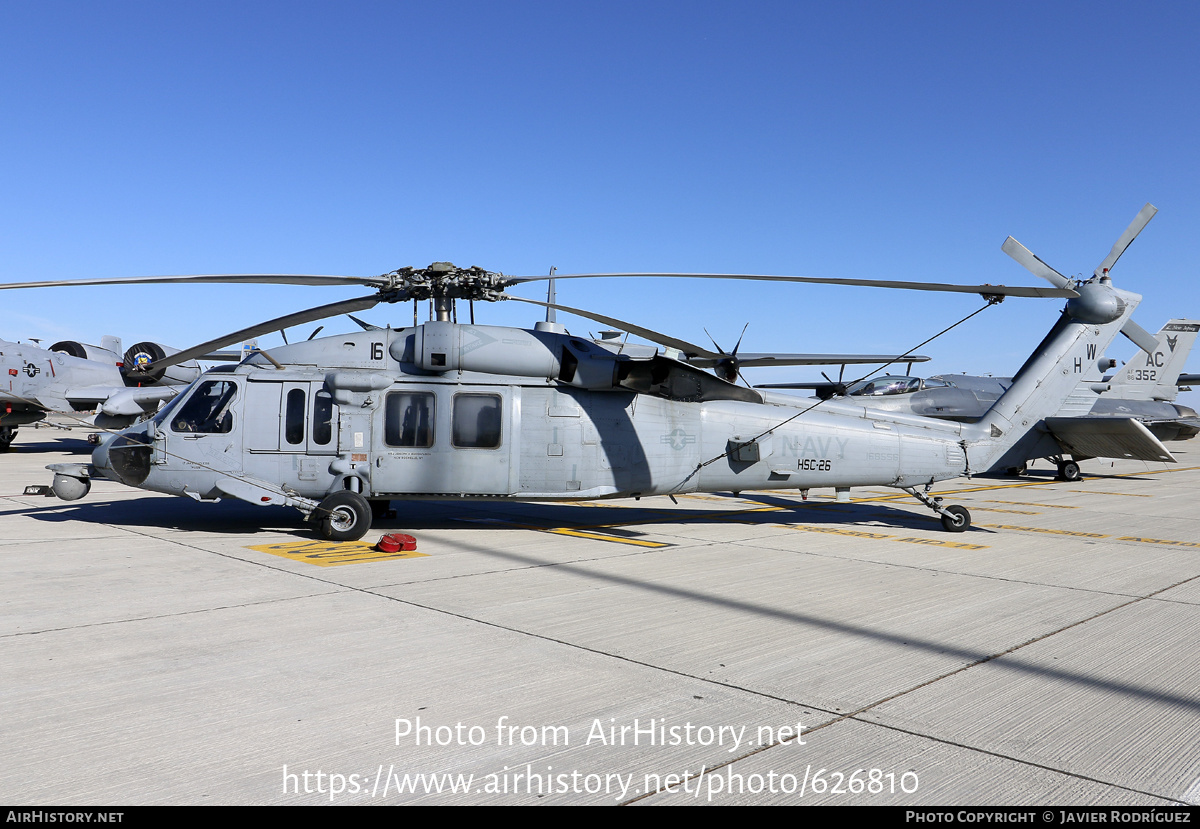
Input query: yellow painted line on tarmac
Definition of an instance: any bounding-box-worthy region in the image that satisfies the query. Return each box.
[987,500,1079,509]
[892,537,989,550]
[787,524,894,540]
[969,507,1040,514]
[1116,536,1200,549]
[541,528,668,548]
[975,524,1109,539]
[785,524,989,550]
[1068,490,1152,497]
[248,540,428,567]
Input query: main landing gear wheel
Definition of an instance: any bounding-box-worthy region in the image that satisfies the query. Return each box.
[0,426,15,451]
[1057,460,1081,482]
[940,505,971,533]
[317,491,372,541]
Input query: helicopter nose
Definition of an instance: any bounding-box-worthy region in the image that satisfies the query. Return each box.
[92,428,154,486]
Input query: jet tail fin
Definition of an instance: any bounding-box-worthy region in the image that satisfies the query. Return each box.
[1105,320,1200,402]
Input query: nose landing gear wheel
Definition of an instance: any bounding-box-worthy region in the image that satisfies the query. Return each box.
[316,491,372,541]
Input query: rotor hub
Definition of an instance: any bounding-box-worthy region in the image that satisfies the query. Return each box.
[378,263,508,303]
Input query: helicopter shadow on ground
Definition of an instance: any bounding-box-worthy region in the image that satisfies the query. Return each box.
[369,492,956,535]
[15,488,959,538]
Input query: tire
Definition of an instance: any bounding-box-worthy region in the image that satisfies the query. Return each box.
[1057,461,1081,482]
[940,505,971,533]
[317,491,372,541]
[0,426,15,451]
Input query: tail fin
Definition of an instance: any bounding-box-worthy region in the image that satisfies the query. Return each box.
[964,283,1142,471]
[1105,319,1199,402]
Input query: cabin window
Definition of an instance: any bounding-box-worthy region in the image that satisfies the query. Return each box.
[284,389,306,445]
[171,380,237,434]
[385,392,434,447]
[313,390,334,446]
[452,393,501,449]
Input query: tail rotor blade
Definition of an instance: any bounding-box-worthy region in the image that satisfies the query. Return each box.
[1095,203,1158,278]
[1001,237,1071,288]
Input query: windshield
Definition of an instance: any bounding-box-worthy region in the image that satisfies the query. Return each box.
[151,381,195,426]
[170,379,238,433]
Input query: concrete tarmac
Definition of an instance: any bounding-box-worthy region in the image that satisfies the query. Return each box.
[2,425,1198,805]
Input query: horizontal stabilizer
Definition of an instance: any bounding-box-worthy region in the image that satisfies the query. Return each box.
[1043,416,1176,463]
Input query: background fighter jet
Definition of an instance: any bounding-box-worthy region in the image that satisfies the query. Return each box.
[1,335,208,449]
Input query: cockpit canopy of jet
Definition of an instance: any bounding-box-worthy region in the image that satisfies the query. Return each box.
[845,375,952,397]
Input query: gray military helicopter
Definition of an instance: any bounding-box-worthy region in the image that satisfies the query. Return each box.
[0,334,212,449]
[9,250,1122,542]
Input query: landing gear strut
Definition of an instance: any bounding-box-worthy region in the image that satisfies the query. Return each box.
[905,485,972,533]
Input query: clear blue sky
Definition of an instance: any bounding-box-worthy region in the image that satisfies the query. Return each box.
[2,1,1198,401]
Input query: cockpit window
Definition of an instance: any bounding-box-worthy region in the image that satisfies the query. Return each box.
[152,382,193,426]
[846,375,922,397]
[171,380,237,433]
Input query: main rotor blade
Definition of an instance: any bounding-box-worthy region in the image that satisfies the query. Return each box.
[504,272,1076,298]
[508,297,720,358]
[0,273,388,290]
[132,296,382,374]
[1095,203,1157,278]
[698,353,931,369]
[1001,237,1071,288]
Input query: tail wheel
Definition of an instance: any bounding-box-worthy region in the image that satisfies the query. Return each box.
[317,491,372,541]
[940,505,971,533]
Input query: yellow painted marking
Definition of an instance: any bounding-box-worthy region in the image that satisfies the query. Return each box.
[969,507,1039,514]
[893,537,989,550]
[542,528,668,548]
[1068,490,1152,497]
[976,524,1109,539]
[987,500,1079,509]
[1117,536,1200,549]
[787,524,894,540]
[786,524,989,549]
[248,540,428,567]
